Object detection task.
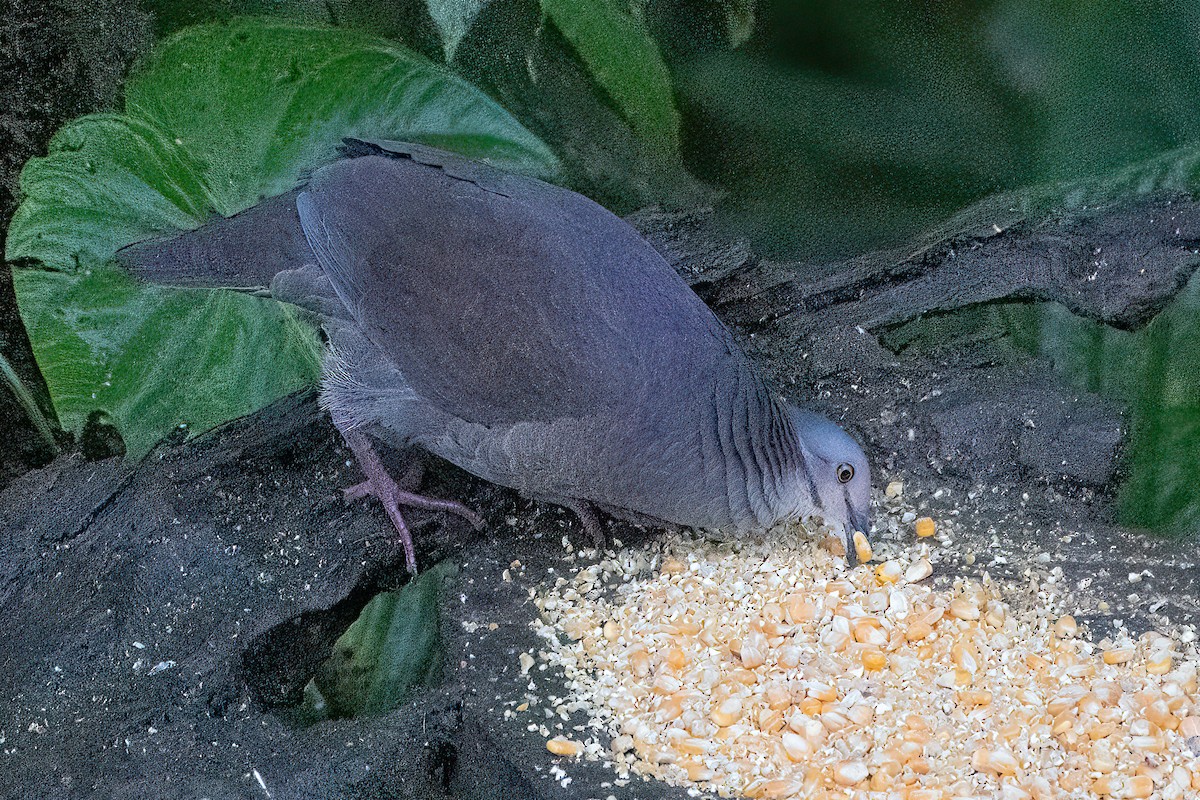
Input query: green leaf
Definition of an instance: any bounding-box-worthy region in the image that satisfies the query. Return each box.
[426,0,489,61]
[6,114,215,270]
[5,19,557,455]
[312,560,455,718]
[124,19,559,215]
[12,268,321,458]
[540,0,680,155]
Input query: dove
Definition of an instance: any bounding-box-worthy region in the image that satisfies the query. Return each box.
[118,139,872,572]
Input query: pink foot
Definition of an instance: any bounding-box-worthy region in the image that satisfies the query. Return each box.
[340,430,484,574]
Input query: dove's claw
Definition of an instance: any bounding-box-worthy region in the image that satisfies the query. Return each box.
[339,429,485,574]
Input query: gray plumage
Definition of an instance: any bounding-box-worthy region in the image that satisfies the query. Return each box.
[118,139,872,560]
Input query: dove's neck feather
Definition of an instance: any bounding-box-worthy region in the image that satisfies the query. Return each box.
[711,368,816,530]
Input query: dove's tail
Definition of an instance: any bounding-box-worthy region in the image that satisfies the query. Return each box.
[114,189,309,291]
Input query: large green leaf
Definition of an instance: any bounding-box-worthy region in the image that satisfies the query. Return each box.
[12,268,322,459]
[4,19,557,456]
[540,0,680,156]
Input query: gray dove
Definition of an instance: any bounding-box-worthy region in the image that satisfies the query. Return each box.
[117,139,872,573]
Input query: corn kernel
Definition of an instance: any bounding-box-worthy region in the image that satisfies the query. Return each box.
[915,517,936,537]
[862,648,887,671]
[950,598,980,621]
[904,558,932,583]
[710,696,742,727]
[875,561,903,584]
[1103,647,1134,665]
[906,620,932,642]
[832,760,868,786]
[781,732,812,762]
[546,737,582,757]
[1147,653,1173,675]
[1054,614,1078,638]
[784,594,817,623]
[854,531,873,563]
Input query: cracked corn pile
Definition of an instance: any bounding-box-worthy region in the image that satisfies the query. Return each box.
[530,528,1200,799]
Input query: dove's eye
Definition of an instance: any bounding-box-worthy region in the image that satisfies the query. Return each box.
[836,463,855,484]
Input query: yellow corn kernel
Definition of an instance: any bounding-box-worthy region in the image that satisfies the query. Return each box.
[1146,653,1173,675]
[710,696,743,727]
[799,697,823,716]
[546,737,582,757]
[915,517,936,537]
[781,732,812,762]
[758,707,784,734]
[758,776,806,799]
[1103,647,1134,665]
[655,694,685,722]
[1126,775,1153,799]
[1145,699,1179,731]
[763,682,791,711]
[853,531,873,563]
[784,594,818,623]
[873,561,901,585]
[675,736,708,756]
[668,620,702,636]
[862,648,887,671]
[807,682,838,702]
[906,620,932,642]
[853,618,888,647]
[1026,653,1050,671]
[666,647,689,670]
[731,668,758,685]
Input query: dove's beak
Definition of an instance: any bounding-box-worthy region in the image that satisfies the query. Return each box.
[845,492,872,568]
[844,528,859,567]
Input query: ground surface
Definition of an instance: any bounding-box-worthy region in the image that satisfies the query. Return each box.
[3,193,1200,798]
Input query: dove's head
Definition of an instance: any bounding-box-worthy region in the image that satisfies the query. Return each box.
[790,409,872,564]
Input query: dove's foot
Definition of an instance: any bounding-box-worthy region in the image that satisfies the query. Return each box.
[564,499,607,550]
[340,429,485,574]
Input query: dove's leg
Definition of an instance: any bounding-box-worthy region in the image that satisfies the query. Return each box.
[563,499,607,550]
[340,428,485,574]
